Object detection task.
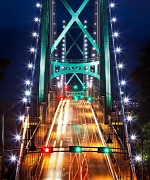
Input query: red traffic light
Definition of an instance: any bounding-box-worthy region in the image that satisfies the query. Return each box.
[64,85,68,90]
[41,147,53,153]
[58,95,64,101]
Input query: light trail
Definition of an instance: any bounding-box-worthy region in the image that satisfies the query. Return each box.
[55,140,64,179]
[56,104,63,134]
[15,114,29,180]
[62,99,69,134]
[40,100,114,179]
[46,100,63,146]
[89,102,117,180]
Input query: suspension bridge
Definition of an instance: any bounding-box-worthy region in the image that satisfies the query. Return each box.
[1,0,138,179]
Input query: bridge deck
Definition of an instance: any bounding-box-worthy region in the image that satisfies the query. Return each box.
[20,100,131,180]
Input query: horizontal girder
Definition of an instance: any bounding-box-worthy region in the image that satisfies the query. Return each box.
[50,60,100,79]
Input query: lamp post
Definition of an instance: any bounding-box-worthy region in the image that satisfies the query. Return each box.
[106,134,113,144]
[1,101,26,179]
[1,101,21,152]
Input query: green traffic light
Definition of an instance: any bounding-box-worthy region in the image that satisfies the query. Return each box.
[80,95,84,99]
[98,147,111,154]
[76,146,82,153]
[103,147,110,153]
[73,85,78,90]
[73,95,79,101]
[82,85,86,91]
[87,96,93,102]
[69,146,82,153]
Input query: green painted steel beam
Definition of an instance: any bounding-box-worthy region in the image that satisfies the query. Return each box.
[74,74,84,86]
[66,65,84,86]
[51,19,74,53]
[50,60,100,79]
[51,0,100,54]
[76,19,100,53]
[51,0,87,53]
[101,0,112,117]
[62,0,100,54]
[62,0,88,16]
[39,0,49,102]
[66,73,75,85]
[66,32,84,56]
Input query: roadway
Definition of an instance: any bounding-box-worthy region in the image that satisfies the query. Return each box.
[40,99,114,180]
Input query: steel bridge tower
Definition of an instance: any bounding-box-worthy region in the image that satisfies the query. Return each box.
[38,0,112,122]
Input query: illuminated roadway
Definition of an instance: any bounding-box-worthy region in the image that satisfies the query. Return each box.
[40,99,114,180]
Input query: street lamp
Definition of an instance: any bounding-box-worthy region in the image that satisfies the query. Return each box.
[1,102,21,179]
[130,134,136,141]
[1,101,29,179]
[2,101,21,152]
[135,155,142,162]
[106,134,113,144]
[10,155,17,163]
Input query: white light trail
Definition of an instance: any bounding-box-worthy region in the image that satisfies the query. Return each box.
[46,101,63,146]
[89,103,117,180]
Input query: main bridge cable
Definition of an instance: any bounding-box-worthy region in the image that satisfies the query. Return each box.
[108,1,137,179]
[15,3,42,179]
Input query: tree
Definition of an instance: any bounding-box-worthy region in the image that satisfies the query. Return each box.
[130,42,150,125]
[0,58,11,80]
[130,42,150,179]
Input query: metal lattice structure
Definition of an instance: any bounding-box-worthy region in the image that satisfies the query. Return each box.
[39,0,112,121]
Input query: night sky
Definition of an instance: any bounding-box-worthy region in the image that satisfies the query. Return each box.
[0,0,150,102]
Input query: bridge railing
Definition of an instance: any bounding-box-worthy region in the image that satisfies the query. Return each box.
[50,57,99,63]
